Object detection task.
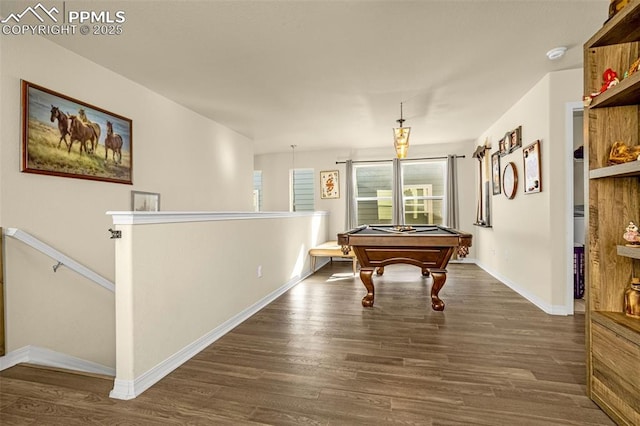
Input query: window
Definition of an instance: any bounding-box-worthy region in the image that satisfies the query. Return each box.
[253,170,262,212]
[354,163,393,225]
[290,168,314,212]
[402,160,446,225]
[352,160,447,226]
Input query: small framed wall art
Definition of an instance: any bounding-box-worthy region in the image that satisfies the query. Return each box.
[491,151,501,195]
[508,126,522,153]
[523,140,542,194]
[499,137,508,157]
[320,170,340,199]
[131,191,160,211]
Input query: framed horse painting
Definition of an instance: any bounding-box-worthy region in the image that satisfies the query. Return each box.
[21,80,133,184]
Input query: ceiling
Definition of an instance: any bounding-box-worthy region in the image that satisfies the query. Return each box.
[2,0,610,154]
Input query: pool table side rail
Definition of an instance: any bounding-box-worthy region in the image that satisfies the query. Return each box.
[337,226,472,249]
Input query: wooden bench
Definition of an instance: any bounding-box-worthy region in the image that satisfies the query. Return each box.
[309,241,357,275]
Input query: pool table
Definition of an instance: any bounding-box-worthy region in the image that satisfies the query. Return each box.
[337,225,472,311]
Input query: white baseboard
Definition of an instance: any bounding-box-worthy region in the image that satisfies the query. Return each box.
[110,270,312,400]
[0,346,30,371]
[110,378,136,400]
[474,260,569,315]
[0,345,115,376]
[449,257,477,264]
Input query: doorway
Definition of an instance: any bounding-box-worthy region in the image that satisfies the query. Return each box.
[565,102,585,315]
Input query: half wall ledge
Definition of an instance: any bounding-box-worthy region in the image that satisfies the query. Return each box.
[107,210,329,225]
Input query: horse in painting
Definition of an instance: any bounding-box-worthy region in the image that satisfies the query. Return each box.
[105,121,123,164]
[49,105,70,149]
[67,114,99,155]
[76,108,101,153]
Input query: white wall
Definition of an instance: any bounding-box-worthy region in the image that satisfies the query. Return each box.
[254,140,477,251]
[0,33,4,227]
[0,35,254,367]
[475,69,582,314]
[109,211,328,399]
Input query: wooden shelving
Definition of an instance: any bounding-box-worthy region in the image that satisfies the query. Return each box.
[588,71,640,108]
[592,311,640,343]
[587,1,640,47]
[589,160,640,179]
[584,1,640,424]
[617,244,640,259]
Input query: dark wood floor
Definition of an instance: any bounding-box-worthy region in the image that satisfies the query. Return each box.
[0,262,614,425]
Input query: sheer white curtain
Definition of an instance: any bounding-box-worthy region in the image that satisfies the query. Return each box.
[446,155,459,229]
[344,160,357,230]
[392,158,404,225]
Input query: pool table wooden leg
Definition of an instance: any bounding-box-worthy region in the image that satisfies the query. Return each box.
[430,271,447,311]
[360,268,375,307]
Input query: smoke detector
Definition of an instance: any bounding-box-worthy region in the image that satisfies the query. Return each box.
[546,47,567,60]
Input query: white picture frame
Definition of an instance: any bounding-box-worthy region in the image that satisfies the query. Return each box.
[131,190,160,211]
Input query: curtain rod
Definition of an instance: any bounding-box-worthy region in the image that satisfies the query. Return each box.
[335,155,465,165]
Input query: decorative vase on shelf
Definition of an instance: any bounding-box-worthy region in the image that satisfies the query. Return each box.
[623,221,640,246]
[624,278,640,319]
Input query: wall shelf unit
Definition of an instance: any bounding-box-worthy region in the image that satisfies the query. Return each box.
[589,161,640,179]
[584,1,640,424]
[617,245,640,259]
[588,71,640,108]
[587,2,640,47]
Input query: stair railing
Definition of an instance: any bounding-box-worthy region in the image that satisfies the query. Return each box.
[4,228,114,293]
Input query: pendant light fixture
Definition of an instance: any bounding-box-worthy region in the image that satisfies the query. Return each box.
[393,102,410,158]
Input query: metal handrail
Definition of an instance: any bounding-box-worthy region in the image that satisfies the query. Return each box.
[4,228,114,293]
